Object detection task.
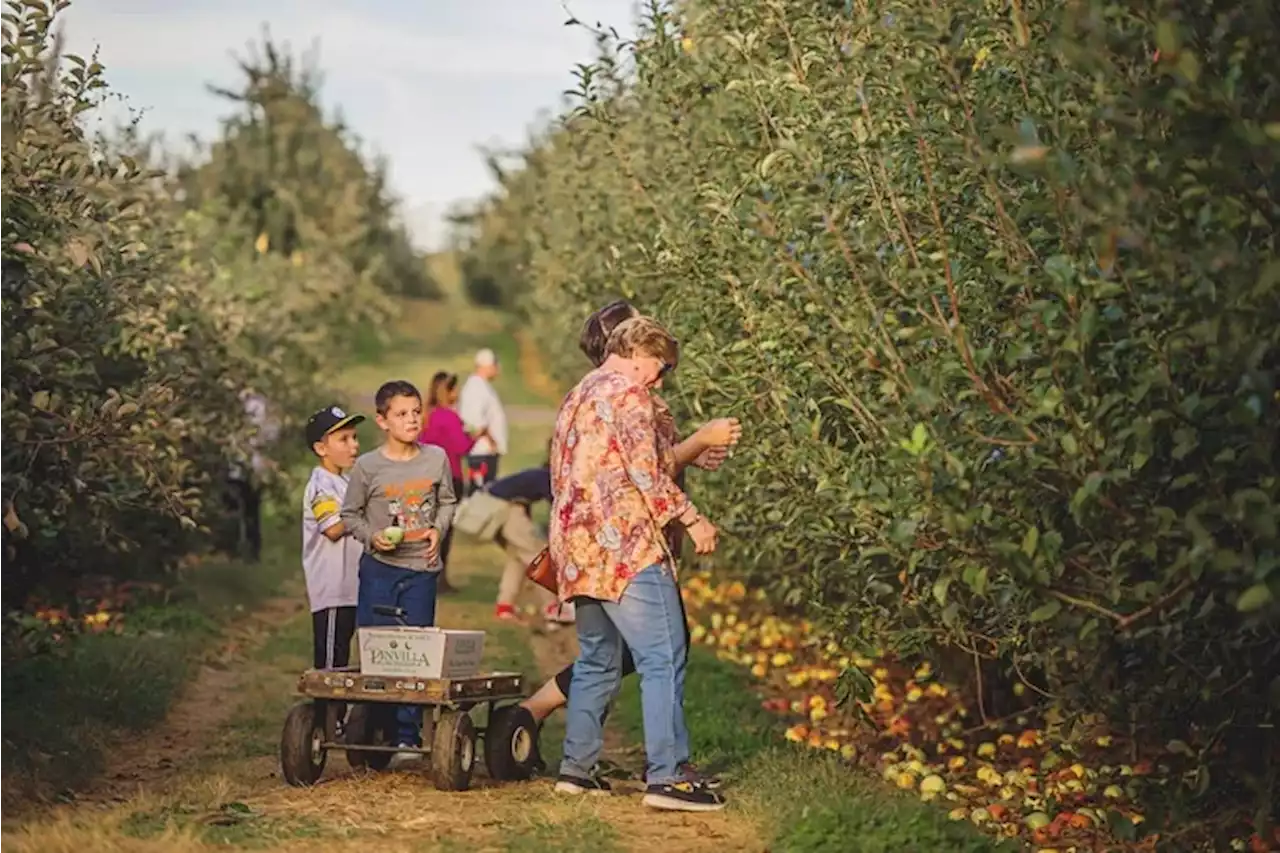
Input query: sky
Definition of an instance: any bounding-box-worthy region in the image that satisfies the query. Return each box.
[59,0,640,250]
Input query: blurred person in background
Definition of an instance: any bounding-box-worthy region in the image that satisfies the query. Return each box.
[419,371,478,594]
[226,388,280,562]
[458,348,508,494]
[483,443,574,627]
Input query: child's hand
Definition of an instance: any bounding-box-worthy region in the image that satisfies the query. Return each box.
[371,530,396,552]
[423,528,441,561]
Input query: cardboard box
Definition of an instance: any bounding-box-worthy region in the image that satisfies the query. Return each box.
[357,626,486,680]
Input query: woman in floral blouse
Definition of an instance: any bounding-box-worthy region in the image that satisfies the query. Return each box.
[549,316,726,813]
[519,301,739,783]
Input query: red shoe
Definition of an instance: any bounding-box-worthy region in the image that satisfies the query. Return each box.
[495,604,517,620]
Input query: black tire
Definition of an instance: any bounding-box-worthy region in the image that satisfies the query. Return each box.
[430,711,477,791]
[345,704,394,771]
[484,705,540,781]
[280,702,327,786]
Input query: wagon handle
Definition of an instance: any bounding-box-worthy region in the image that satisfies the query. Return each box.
[371,604,408,625]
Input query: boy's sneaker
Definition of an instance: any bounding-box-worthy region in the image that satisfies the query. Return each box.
[642,780,727,812]
[553,773,612,796]
[495,604,517,621]
[388,743,423,770]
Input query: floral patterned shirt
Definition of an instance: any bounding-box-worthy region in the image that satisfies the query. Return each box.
[550,368,695,603]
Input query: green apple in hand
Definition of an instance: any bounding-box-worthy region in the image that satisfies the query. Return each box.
[381,526,404,545]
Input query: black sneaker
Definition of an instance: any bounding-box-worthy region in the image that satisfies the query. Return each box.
[679,762,723,790]
[554,773,613,796]
[642,780,727,812]
[644,762,724,789]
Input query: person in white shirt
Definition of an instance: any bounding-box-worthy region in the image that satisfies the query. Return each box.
[301,405,365,674]
[458,348,509,494]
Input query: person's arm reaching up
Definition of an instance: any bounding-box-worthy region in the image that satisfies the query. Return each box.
[672,417,742,473]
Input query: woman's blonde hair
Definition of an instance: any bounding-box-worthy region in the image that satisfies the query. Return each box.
[604,316,679,368]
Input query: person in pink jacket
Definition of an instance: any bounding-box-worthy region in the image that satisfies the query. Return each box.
[418,371,484,592]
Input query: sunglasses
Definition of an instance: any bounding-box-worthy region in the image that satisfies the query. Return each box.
[659,337,679,380]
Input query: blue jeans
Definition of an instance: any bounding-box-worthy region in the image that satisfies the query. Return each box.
[560,563,689,786]
[356,554,439,745]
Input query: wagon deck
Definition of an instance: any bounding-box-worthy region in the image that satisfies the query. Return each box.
[297,667,526,706]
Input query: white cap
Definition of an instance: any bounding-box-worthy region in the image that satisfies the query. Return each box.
[475,348,497,367]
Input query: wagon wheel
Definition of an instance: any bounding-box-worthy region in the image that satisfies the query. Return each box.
[345,704,394,771]
[431,711,477,791]
[484,705,540,781]
[280,701,327,786]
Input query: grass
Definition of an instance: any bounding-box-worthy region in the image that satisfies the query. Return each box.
[0,526,299,807]
[500,813,621,853]
[611,646,1016,853]
[121,801,337,847]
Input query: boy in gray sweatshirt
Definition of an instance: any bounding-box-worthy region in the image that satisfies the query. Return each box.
[339,379,458,756]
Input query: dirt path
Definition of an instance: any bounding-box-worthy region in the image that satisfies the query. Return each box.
[81,594,309,808]
[2,537,763,853]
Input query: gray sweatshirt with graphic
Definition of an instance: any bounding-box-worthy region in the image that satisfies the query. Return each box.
[339,445,457,572]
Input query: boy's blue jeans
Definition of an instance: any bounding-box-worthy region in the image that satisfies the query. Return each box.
[357,553,438,746]
[560,563,689,786]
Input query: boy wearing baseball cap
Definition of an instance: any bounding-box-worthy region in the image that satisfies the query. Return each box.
[302,405,366,675]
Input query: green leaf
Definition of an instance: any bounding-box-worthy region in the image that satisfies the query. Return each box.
[1029,599,1061,623]
[757,149,792,179]
[963,564,988,596]
[1107,809,1138,842]
[911,422,927,452]
[1154,20,1179,55]
[932,576,951,606]
[1059,433,1078,455]
[1021,526,1039,558]
[1235,584,1274,613]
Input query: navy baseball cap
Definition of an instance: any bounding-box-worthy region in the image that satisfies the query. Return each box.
[305,405,365,446]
